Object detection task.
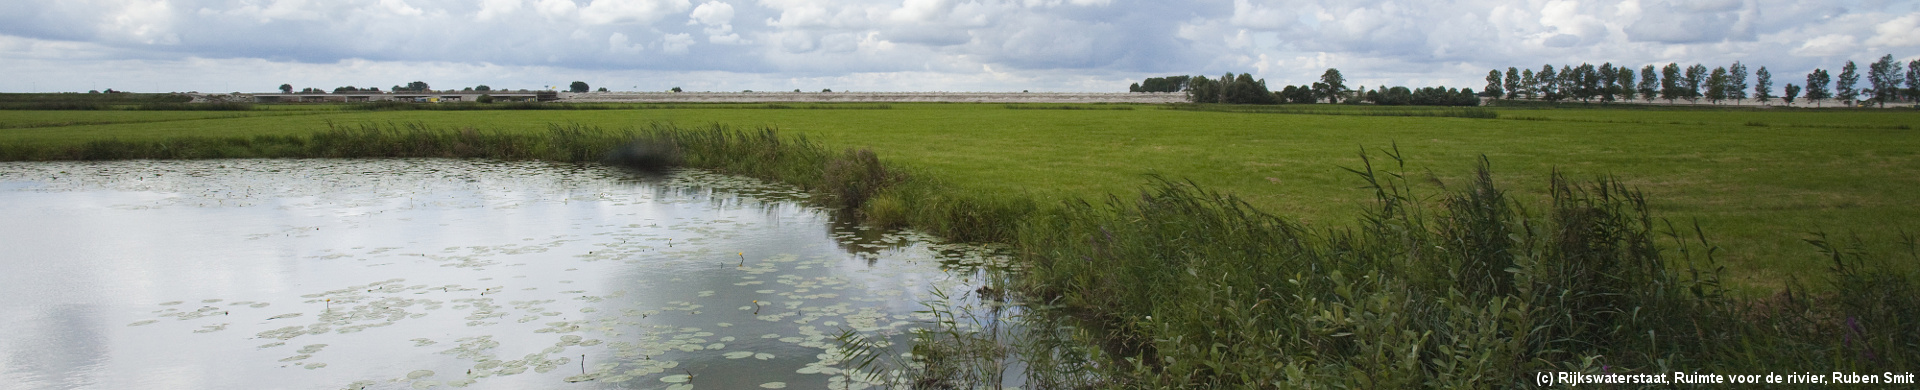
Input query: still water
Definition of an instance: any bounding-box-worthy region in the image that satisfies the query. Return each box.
[0,159,1005,390]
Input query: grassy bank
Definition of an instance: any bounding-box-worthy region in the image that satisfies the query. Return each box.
[3,104,1918,293]
[1,121,1915,387]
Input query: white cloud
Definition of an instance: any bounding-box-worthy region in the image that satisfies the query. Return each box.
[377,0,423,16]
[581,0,693,25]
[102,0,181,45]
[1865,14,1920,48]
[660,33,695,54]
[1230,0,1298,30]
[475,0,523,22]
[610,32,644,53]
[1625,0,1758,43]
[690,1,735,25]
[1792,34,1859,57]
[689,1,745,44]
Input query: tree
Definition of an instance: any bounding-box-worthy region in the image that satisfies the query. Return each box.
[1683,64,1707,102]
[1616,66,1637,101]
[1538,65,1559,101]
[475,85,491,92]
[1598,62,1617,102]
[600,87,610,92]
[1562,64,1577,101]
[1504,67,1521,99]
[476,94,494,104]
[671,87,683,92]
[1728,61,1749,101]
[1133,76,1191,93]
[1908,60,1920,103]
[1705,67,1728,104]
[1483,70,1504,98]
[1213,73,1278,104]
[1638,65,1659,103]
[1186,75,1220,103]
[1783,83,1800,106]
[1754,67,1773,103]
[1318,68,1347,103]
[1659,63,1682,103]
[1867,54,1902,107]
[1806,69,1831,107]
[1520,69,1537,99]
[279,84,293,94]
[404,81,431,92]
[1580,63,1601,102]
[823,89,833,93]
[1909,60,1920,103]
[569,81,590,93]
[1836,61,1858,104]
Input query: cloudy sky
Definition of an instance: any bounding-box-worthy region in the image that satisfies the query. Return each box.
[2,0,1916,93]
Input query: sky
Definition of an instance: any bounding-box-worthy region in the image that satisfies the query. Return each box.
[1,0,1917,93]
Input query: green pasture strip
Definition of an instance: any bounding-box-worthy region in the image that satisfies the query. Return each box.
[1,103,1915,292]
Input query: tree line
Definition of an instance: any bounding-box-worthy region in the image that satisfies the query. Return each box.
[1154,69,1480,106]
[1482,54,1919,107]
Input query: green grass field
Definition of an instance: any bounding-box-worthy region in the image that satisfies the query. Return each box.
[4,103,1916,293]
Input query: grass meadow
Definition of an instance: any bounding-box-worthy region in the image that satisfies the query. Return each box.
[4,103,1915,294]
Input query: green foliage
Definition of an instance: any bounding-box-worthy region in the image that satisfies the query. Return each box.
[1866,55,1904,107]
[1707,67,1730,104]
[1370,86,1481,107]
[1484,69,1505,98]
[392,81,431,92]
[1504,67,1522,99]
[1806,69,1832,106]
[1755,67,1774,103]
[1638,65,1659,103]
[1182,73,1276,104]
[1837,61,1860,103]
[1685,64,1708,102]
[1319,68,1347,103]
[1131,76,1191,93]
[1729,61,1749,101]
[570,81,590,93]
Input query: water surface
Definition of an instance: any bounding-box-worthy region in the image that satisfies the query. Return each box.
[0,159,1003,390]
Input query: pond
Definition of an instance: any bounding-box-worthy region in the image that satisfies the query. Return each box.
[0,159,1010,390]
